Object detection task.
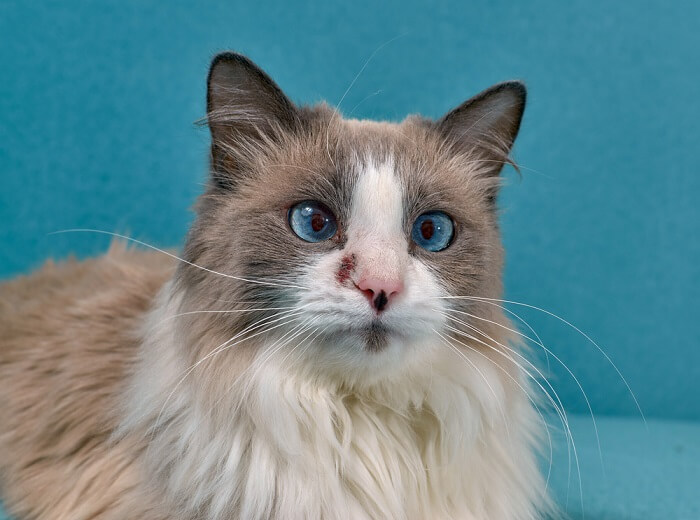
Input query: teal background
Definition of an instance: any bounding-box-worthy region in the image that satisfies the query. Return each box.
[2,2,700,517]
[1,1,699,423]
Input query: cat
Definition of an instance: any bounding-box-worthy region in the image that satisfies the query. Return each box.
[0,52,552,519]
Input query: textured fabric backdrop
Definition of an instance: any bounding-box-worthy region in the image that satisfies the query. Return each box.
[1,0,698,425]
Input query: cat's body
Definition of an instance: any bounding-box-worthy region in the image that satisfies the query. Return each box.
[0,247,173,519]
[0,53,551,519]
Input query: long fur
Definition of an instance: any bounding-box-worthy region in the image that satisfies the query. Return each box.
[0,53,552,519]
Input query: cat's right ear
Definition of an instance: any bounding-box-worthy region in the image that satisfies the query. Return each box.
[206,52,299,188]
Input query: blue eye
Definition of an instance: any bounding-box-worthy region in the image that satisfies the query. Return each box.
[288,201,338,242]
[411,211,454,252]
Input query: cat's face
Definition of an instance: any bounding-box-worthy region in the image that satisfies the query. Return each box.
[179,53,525,385]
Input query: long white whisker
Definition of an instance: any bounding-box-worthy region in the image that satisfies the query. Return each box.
[436,294,646,427]
[292,324,332,365]
[276,322,325,368]
[228,316,330,410]
[347,89,384,118]
[247,316,319,382]
[48,229,310,290]
[435,326,572,507]
[144,312,309,464]
[211,317,321,413]
[443,306,604,476]
[440,308,576,493]
[440,314,572,494]
[151,307,299,326]
[494,301,551,372]
[432,329,513,444]
[179,308,309,383]
[443,299,577,496]
[149,308,307,440]
[439,319,583,512]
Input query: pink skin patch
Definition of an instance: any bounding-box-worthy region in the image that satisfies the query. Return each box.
[336,254,356,285]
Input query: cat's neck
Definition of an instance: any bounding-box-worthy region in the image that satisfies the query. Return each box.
[117,280,548,519]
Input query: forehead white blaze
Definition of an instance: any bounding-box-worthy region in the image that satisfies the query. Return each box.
[292,152,449,377]
[348,156,407,282]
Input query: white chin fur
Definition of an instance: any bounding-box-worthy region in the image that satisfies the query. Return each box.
[120,282,550,520]
[290,245,451,385]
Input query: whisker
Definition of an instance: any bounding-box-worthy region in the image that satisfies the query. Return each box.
[440,309,577,494]
[442,319,584,512]
[347,89,384,118]
[48,229,310,291]
[435,325,576,507]
[275,321,325,369]
[439,314,574,496]
[211,317,321,413]
[175,308,309,384]
[435,294,646,427]
[443,306,604,475]
[292,324,332,365]
[144,310,308,461]
[482,300,552,372]
[246,316,319,383]
[149,308,308,439]
[151,306,299,326]
[432,329,513,444]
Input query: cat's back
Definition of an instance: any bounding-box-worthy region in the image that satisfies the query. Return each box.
[0,243,174,519]
[0,242,174,364]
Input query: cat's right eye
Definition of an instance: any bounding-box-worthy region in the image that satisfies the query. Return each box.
[288,201,338,243]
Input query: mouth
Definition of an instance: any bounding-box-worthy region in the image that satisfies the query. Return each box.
[318,318,394,352]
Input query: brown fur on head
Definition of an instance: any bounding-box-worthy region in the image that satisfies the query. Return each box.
[178,51,526,384]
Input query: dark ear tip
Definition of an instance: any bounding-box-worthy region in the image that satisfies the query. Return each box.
[492,80,527,106]
[206,52,262,112]
[208,51,250,80]
[210,51,247,68]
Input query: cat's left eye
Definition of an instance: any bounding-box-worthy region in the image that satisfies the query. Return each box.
[288,201,338,243]
[411,211,454,252]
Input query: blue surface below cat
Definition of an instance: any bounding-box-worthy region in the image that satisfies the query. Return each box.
[548,415,700,519]
[1,414,697,519]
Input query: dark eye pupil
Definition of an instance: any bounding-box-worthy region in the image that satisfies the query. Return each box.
[421,220,434,240]
[311,213,325,232]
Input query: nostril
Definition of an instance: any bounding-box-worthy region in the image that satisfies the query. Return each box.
[373,291,389,312]
[360,287,375,302]
[355,277,403,312]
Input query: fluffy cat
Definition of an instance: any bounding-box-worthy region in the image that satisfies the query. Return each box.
[0,52,551,519]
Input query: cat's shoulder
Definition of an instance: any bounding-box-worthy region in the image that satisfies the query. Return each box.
[0,242,175,348]
[0,243,176,518]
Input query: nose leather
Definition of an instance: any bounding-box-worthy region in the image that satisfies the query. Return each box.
[356,276,403,312]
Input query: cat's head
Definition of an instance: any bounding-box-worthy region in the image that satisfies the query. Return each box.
[177,52,525,385]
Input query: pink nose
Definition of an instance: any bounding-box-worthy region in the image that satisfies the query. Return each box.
[356,277,403,312]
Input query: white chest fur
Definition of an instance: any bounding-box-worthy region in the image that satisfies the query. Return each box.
[120,284,548,520]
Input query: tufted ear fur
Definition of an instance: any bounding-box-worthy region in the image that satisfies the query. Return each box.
[206,52,300,188]
[437,81,526,201]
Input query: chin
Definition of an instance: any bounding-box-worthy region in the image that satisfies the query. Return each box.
[295,321,441,387]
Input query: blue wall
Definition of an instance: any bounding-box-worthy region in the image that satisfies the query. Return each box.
[1,0,698,421]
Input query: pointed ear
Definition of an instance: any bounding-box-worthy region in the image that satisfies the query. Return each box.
[437,81,526,178]
[206,52,299,187]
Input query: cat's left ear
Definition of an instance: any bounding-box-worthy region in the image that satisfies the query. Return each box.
[437,81,526,178]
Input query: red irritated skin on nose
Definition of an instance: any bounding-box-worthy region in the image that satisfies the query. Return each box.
[336,254,356,285]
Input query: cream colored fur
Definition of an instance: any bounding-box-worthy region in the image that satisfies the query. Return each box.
[118,281,548,520]
[0,53,551,519]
